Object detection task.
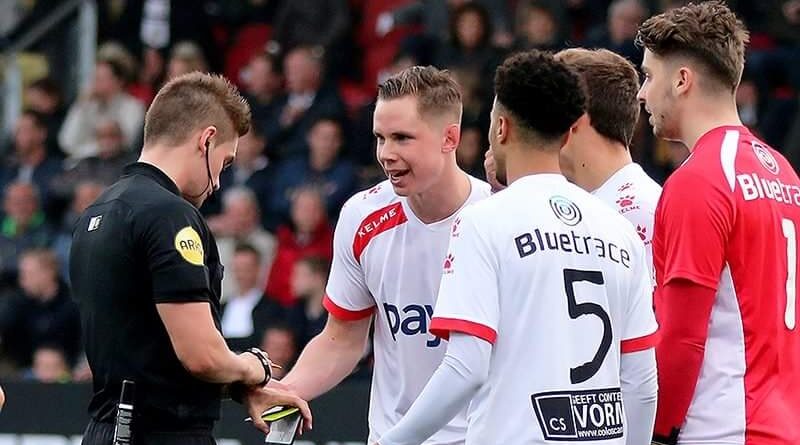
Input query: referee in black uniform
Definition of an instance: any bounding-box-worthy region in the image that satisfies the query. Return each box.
[70,72,311,445]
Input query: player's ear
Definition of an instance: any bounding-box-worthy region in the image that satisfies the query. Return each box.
[442,123,460,154]
[497,115,509,145]
[559,127,573,152]
[675,66,693,97]
[571,113,590,134]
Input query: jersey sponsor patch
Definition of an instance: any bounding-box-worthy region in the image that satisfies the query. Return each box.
[174,226,204,266]
[532,388,624,441]
[550,196,582,226]
[752,140,779,174]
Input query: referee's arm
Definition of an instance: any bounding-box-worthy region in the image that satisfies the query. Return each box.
[158,302,265,384]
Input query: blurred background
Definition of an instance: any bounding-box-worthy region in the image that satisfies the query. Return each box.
[0,0,797,441]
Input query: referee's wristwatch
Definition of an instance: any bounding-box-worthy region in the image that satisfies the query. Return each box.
[244,347,272,386]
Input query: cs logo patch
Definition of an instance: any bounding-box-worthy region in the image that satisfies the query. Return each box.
[174,226,204,266]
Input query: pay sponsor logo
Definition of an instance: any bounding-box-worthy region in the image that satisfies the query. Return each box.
[382,303,441,348]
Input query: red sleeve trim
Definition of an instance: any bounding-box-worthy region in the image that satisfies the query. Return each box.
[621,329,661,353]
[323,294,374,321]
[430,317,497,344]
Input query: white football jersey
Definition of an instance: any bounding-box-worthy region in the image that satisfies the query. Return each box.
[323,175,491,444]
[592,163,662,284]
[429,174,659,445]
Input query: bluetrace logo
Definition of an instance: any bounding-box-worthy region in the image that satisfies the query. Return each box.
[752,141,779,175]
[549,196,582,226]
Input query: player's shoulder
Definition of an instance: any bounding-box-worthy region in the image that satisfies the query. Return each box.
[338,180,403,228]
[466,174,493,200]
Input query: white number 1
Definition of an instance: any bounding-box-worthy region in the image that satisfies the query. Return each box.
[782,218,797,330]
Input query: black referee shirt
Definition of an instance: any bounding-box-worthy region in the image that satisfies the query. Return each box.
[70,162,225,429]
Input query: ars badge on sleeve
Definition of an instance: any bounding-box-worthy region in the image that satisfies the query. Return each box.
[174,226,205,266]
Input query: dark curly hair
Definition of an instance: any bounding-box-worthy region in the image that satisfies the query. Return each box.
[636,1,749,93]
[494,50,586,142]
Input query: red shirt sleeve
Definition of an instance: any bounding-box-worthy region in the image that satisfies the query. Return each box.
[653,169,734,289]
[651,167,735,443]
[653,279,717,443]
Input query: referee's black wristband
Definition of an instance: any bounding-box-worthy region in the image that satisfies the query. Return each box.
[244,347,272,386]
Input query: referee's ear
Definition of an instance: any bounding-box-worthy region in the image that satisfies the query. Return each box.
[199,126,218,153]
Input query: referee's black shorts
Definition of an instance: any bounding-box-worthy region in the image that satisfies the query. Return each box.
[82,419,216,445]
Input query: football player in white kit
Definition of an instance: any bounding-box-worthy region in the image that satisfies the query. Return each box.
[275,66,491,444]
[486,48,661,282]
[377,50,658,445]
[555,48,661,282]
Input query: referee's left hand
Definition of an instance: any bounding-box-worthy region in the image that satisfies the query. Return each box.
[243,386,313,435]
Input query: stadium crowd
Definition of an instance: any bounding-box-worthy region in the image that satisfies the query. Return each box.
[0,0,797,383]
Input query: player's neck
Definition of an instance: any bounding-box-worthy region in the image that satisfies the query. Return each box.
[407,165,471,224]
[506,145,561,184]
[580,140,632,192]
[680,97,743,151]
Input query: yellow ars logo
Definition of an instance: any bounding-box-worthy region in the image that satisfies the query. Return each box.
[174,226,205,266]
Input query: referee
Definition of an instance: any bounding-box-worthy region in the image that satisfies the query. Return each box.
[70,72,311,445]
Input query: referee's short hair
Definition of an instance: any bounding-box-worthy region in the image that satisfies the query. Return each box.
[377,66,462,122]
[144,72,251,146]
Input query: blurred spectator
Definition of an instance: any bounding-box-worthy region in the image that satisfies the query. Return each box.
[584,0,647,67]
[513,1,563,51]
[51,181,106,283]
[268,0,350,58]
[26,345,71,383]
[0,183,55,284]
[0,249,80,370]
[50,119,134,202]
[128,46,167,106]
[737,77,760,129]
[0,110,63,213]
[267,46,346,158]
[377,0,512,45]
[211,187,277,299]
[72,355,93,383]
[434,2,504,82]
[204,127,276,228]
[220,244,283,351]
[450,68,490,130]
[456,124,485,178]
[286,256,330,346]
[241,52,284,142]
[265,186,333,307]
[25,78,67,157]
[270,116,358,223]
[259,325,298,379]
[166,40,208,80]
[58,59,145,161]
[98,0,221,72]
